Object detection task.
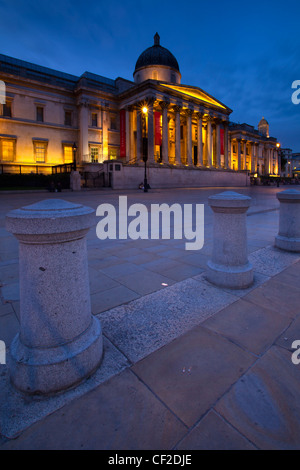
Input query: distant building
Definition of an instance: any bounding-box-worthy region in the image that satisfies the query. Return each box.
[287,153,300,177]
[228,119,279,176]
[0,33,280,181]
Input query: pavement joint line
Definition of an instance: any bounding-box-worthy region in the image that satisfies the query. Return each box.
[102,332,133,367]
[129,367,190,431]
[247,207,279,217]
[212,408,260,450]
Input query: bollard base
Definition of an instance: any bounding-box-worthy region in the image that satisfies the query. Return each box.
[275,235,300,253]
[9,316,103,395]
[206,260,254,289]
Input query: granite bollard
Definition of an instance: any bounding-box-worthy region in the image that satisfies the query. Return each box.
[70,170,81,191]
[275,189,300,252]
[5,199,103,395]
[206,191,253,289]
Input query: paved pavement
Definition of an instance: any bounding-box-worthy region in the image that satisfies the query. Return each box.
[0,186,300,449]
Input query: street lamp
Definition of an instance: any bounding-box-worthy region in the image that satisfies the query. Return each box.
[142,107,148,193]
[72,142,77,171]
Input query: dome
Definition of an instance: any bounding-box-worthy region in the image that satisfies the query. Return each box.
[135,33,180,73]
[259,117,269,126]
[258,117,269,138]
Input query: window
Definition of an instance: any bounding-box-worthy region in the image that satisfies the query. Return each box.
[2,102,12,117]
[33,140,47,163]
[233,144,237,154]
[153,71,158,80]
[180,125,183,140]
[36,106,44,122]
[91,113,98,127]
[1,139,15,161]
[64,111,72,126]
[171,73,176,83]
[63,145,73,163]
[110,115,117,130]
[90,147,99,163]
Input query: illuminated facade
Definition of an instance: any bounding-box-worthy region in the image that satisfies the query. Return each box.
[229,119,280,176]
[0,34,279,177]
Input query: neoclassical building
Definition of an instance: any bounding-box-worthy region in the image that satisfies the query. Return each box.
[229,118,280,176]
[0,33,279,180]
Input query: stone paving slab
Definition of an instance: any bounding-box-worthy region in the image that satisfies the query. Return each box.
[1,369,187,450]
[248,246,300,277]
[176,410,256,450]
[132,325,256,427]
[215,346,300,450]
[243,279,300,320]
[98,278,238,363]
[0,336,130,439]
[202,298,289,356]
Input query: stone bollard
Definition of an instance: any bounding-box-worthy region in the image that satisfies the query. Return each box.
[70,170,81,191]
[275,189,300,252]
[206,191,253,289]
[5,199,103,395]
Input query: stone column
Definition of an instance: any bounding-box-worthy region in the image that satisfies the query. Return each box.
[196,112,203,167]
[102,104,109,161]
[206,191,253,289]
[237,139,242,171]
[243,140,247,170]
[223,121,229,169]
[275,190,300,252]
[130,107,135,162]
[125,107,130,163]
[206,116,213,168]
[5,199,103,394]
[250,142,254,173]
[185,108,193,166]
[147,101,155,164]
[174,105,182,165]
[215,119,221,168]
[159,101,170,164]
[136,109,142,162]
[79,101,89,162]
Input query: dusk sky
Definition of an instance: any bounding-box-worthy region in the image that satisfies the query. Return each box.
[0,0,299,150]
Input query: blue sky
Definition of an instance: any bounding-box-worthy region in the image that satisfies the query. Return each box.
[0,0,299,150]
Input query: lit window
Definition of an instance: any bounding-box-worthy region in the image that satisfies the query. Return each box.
[63,145,73,163]
[36,106,44,122]
[33,140,47,163]
[1,139,15,161]
[153,71,158,80]
[64,111,72,126]
[91,113,98,127]
[90,147,99,163]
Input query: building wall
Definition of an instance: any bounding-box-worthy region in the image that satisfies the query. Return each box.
[112,165,249,189]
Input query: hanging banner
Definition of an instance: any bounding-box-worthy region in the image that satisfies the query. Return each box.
[154,111,162,146]
[220,128,224,155]
[120,109,126,157]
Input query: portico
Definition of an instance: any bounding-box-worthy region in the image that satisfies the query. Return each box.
[119,87,232,170]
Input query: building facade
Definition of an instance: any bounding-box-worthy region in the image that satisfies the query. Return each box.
[0,34,280,180]
[229,118,280,176]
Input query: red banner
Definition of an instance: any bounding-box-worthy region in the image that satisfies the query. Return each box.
[154,112,162,146]
[220,128,224,155]
[120,109,126,157]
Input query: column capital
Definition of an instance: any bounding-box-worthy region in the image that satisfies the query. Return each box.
[159,100,170,110]
[195,111,204,119]
[184,107,194,117]
[173,104,182,113]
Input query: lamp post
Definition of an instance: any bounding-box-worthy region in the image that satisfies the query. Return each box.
[142,107,148,192]
[72,142,77,171]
